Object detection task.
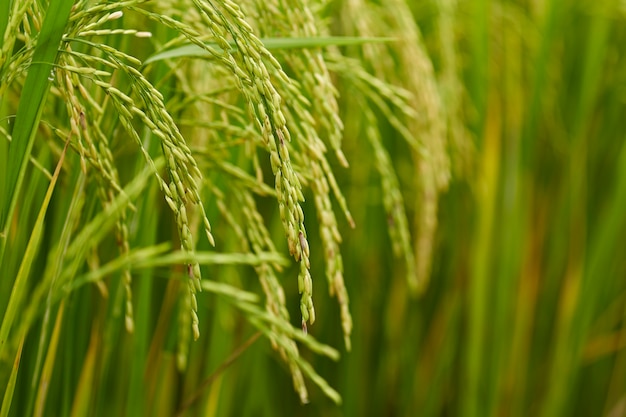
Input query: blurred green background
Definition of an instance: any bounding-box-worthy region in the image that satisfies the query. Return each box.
[2,0,626,416]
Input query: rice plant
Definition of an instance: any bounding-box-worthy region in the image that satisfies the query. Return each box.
[2,0,626,416]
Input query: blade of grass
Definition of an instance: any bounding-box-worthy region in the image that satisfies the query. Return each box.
[27,167,86,417]
[468,0,489,144]
[0,336,25,417]
[463,92,501,417]
[125,180,161,417]
[0,0,15,75]
[0,0,10,49]
[69,322,102,417]
[144,278,180,416]
[143,36,395,65]
[540,4,614,415]
[0,0,74,265]
[11,163,164,415]
[595,140,626,415]
[33,301,65,417]
[0,136,70,413]
[126,39,173,416]
[520,0,562,167]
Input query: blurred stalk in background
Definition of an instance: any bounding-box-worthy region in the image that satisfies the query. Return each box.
[1,0,626,416]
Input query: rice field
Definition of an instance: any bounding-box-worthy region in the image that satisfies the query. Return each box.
[1,0,625,416]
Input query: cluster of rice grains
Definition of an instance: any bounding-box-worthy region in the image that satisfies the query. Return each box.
[187,0,318,331]
[138,0,354,400]
[53,7,155,334]
[180,0,353,400]
[56,4,215,369]
[251,0,355,351]
[41,0,392,403]
[338,0,454,293]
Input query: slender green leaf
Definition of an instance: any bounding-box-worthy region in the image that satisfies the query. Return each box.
[0,337,24,417]
[0,0,73,263]
[0,137,69,381]
[143,37,395,65]
[0,0,11,48]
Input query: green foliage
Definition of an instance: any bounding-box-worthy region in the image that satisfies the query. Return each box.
[1,0,626,416]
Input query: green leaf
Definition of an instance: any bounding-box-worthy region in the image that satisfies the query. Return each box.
[0,137,69,385]
[0,0,12,55]
[143,36,395,65]
[0,0,74,263]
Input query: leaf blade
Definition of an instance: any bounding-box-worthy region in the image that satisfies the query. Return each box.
[143,36,395,65]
